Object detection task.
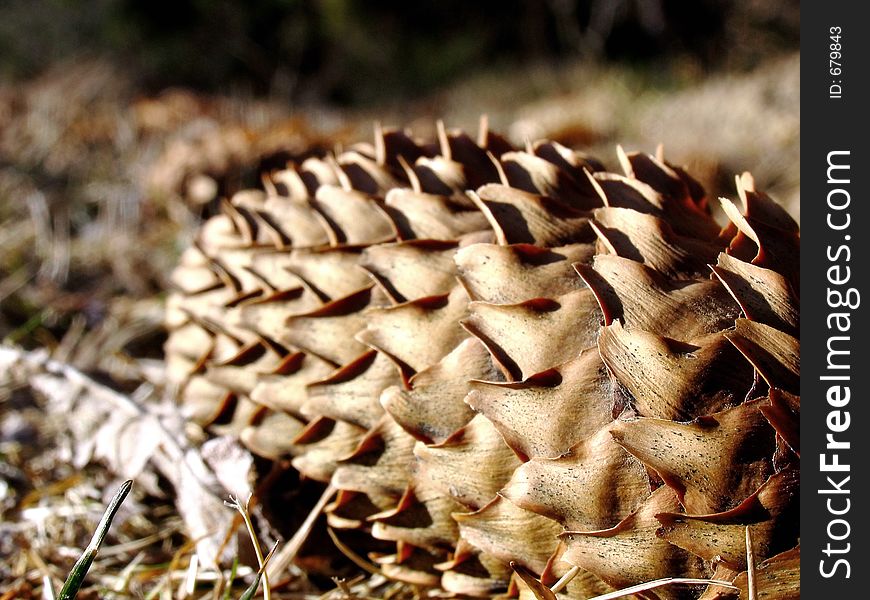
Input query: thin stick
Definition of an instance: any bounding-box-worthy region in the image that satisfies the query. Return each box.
[550,566,580,594]
[57,480,133,600]
[266,484,337,583]
[226,495,271,600]
[746,526,758,600]
[588,578,738,600]
[327,527,382,576]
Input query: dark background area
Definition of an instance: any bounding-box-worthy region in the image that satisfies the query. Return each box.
[0,0,799,105]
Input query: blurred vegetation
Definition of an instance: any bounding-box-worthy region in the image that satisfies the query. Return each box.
[0,0,800,352]
[0,0,798,105]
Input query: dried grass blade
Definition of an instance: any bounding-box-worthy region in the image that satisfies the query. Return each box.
[550,565,580,594]
[588,577,738,600]
[327,528,382,576]
[42,575,56,600]
[266,484,336,582]
[746,526,757,600]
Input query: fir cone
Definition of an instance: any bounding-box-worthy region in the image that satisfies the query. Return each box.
[165,121,799,599]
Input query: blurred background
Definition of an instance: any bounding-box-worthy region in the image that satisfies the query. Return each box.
[0,0,798,102]
[0,1,799,593]
[0,0,801,359]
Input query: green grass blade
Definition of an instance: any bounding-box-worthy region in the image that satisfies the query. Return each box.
[222,558,239,600]
[57,480,133,600]
[237,542,277,600]
[237,571,262,600]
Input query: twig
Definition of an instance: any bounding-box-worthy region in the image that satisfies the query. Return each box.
[588,577,738,600]
[266,484,337,583]
[550,565,580,594]
[746,526,757,600]
[226,495,272,600]
[326,528,382,576]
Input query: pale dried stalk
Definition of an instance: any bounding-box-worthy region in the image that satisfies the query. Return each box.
[226,495,271,600]
[589,578,738,600]
[266,484,337,582]
[549,566,580,594]
[746,526,757,600]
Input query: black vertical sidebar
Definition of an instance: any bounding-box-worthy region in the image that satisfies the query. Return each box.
[801,1,870,596]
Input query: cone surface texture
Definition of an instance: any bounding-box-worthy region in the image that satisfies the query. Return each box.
[165,123,800,599]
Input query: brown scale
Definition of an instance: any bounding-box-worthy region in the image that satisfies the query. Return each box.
[440,155,705,596]
[430,155,796,596]
[353,151,701,593]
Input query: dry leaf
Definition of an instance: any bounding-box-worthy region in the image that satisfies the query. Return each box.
[0,346,241,566]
